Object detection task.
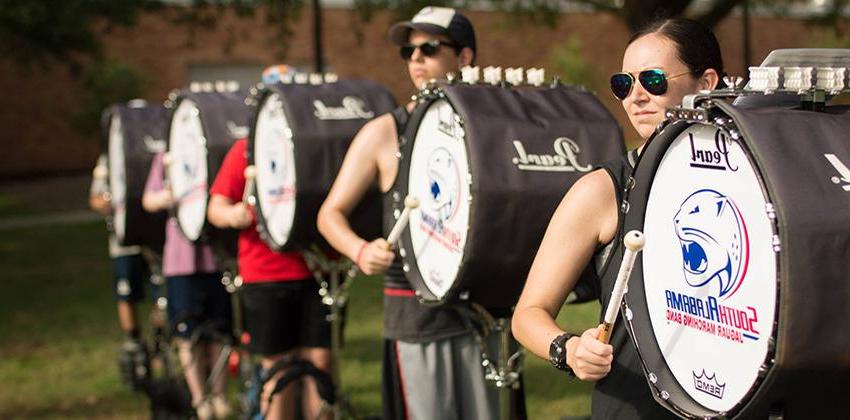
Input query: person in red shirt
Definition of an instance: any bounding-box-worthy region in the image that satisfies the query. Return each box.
[208,139,330,420]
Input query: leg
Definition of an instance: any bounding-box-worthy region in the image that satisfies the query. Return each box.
[395,339,457,420]
[167,275,208,410]
[261,352,298,420]
[381,339,409,420]
[299,347,332,420]
[241,281,301,420]
[113,254,147,338]
[298,279,333,419]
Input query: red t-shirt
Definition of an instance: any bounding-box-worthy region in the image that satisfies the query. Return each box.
[210,139,310,283]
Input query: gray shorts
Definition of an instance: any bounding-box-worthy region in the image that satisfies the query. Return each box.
[388,332,523,420]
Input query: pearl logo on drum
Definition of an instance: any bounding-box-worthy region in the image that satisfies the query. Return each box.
[825,154,850,191]
[674,189,749,299]
[693,370,726,399]
[689,130,738,171]
[313,96,375,120]
[511,137,592,172]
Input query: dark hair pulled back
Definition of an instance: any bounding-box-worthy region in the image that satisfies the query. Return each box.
[630,18,726,88]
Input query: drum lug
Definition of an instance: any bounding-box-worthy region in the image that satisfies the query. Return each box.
[392,191,401,202]
[402,263,410,273]
[626,176,636,191]
[765,202,777,220]
[648,372,658,384]
[620,200,630,214]
[772,234,781,252]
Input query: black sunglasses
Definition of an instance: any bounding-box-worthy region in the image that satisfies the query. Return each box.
[399,40,458,61]
[610,69,693,100]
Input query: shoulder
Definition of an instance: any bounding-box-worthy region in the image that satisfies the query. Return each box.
[352,112,398,149]
[559,169,619,243]
[568,169,616,205]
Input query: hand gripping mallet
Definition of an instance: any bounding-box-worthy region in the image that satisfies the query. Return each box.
[598,230,645,343]
[386,196,420,246]
[242,165,257,206]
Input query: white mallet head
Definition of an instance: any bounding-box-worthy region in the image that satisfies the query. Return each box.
[404,196,420,209]
[624,230,645,251]
[244,165,257,180]
[93,165,108,179]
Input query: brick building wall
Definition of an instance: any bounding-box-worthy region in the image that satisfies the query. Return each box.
[0,6,824,177]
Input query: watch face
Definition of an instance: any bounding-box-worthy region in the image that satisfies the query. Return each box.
[549,336,566,367]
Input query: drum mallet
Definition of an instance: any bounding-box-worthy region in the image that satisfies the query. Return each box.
[386,196,420,246]
[243,165,257,206]
[92,164,108,180]
[598,230,645,344]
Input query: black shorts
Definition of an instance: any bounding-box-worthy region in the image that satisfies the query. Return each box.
[166,272,232,339]
[112,254,151,303]
[240,279,331,356]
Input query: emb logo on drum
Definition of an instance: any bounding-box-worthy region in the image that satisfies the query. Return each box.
[692,370,726,399]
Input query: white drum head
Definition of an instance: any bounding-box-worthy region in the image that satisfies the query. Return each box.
[254,93,297,247]
[407,99,471,299]
[642,124,777,411]
[168,99,208,241]
[108,115,127,241]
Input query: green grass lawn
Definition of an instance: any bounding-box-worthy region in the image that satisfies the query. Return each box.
[0,220,600,419]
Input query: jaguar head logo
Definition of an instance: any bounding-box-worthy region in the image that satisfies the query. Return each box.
[674,189,749,298]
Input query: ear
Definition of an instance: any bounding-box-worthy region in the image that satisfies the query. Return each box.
[457,47,474,68]
[699,68,720,90]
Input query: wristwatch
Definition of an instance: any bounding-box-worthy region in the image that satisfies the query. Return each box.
[549,332,577,376]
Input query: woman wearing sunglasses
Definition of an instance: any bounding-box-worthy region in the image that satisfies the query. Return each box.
[512,18,724,419]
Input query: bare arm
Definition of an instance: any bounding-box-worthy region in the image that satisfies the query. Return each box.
[317,114,396,274]
[142,188,173,213]
[207,194,252,230]
[512,169,619,381]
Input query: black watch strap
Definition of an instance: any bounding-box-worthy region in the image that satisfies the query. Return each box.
[549,332,577,375]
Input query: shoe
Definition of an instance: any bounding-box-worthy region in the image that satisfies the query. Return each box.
[194,398,214,420]
[210,394,232,419]
[118,339,150,390]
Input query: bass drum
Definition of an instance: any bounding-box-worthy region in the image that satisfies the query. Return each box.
[105,100,168,251]
[396,82,624,309]
[620,99,850,418]
[247,80,396,250]
[166,89,250,251]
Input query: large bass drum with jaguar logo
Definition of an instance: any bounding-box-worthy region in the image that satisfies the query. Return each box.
[246,79,395,250]
[105,100,169,251]
[619,97,850,418]
[395,81,624,309]
[166,88,250,245]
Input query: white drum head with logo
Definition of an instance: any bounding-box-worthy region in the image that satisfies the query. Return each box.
[407,99,471,299]
[642,124,777,411]
[168,99,208,241]
[108,115,127,241]
[254,93,297,247]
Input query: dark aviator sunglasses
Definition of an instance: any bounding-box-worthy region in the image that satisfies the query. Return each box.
[610,69,693,100]
[399,40,458,61]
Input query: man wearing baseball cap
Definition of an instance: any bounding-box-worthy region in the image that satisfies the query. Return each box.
[319,6,525,420]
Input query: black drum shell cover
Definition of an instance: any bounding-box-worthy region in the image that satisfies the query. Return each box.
[167,90,250,255]
[247,80,396,251]
[104,103,169,252]
[398,83,625,309]
[620,101,850,419]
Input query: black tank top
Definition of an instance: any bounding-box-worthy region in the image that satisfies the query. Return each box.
[590,150,678,420]
[381,106,466,342]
